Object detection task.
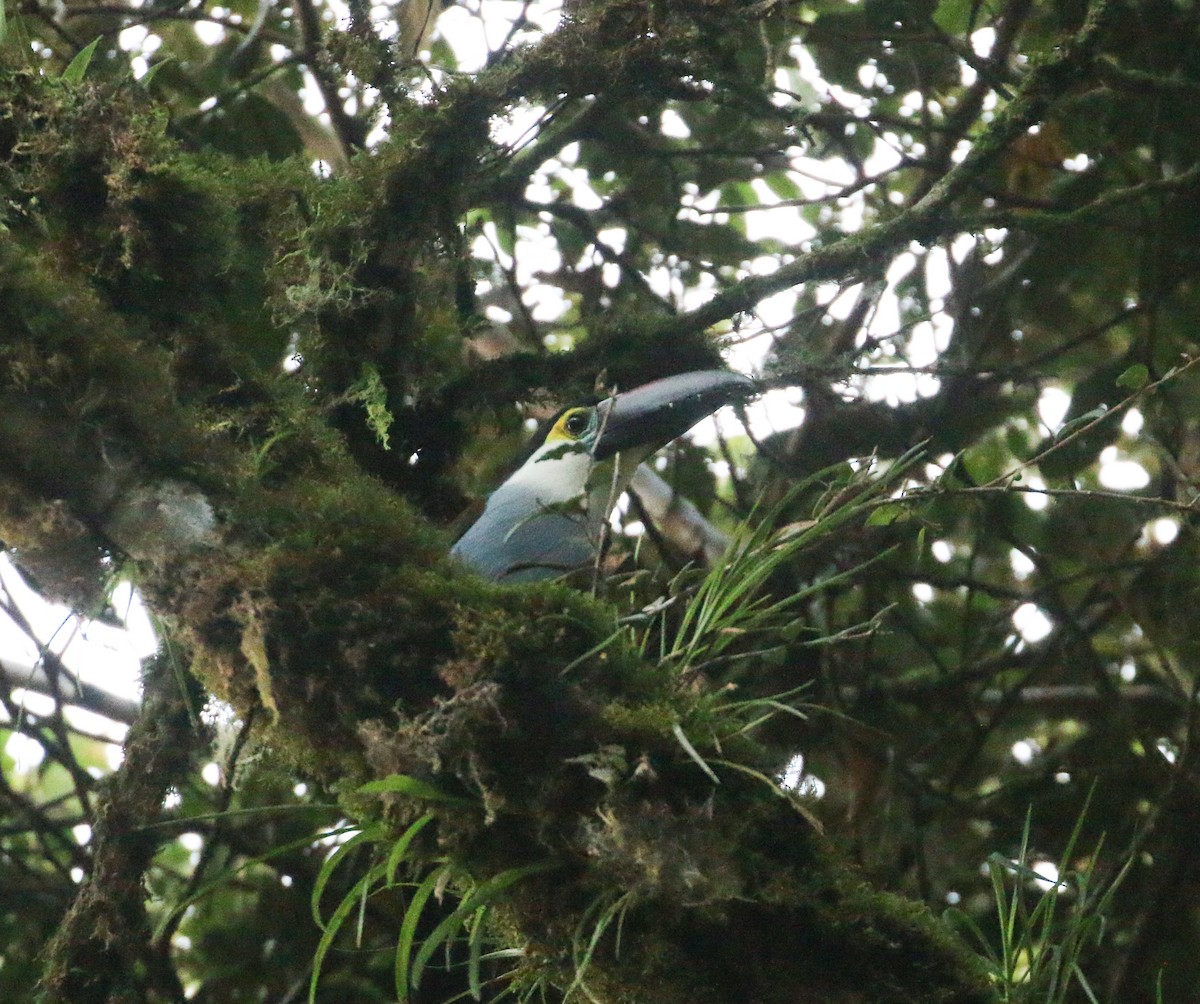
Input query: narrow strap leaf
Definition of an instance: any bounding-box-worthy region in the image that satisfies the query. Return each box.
[385,813,436,886]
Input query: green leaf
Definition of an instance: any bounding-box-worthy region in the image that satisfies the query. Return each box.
[396,866,448,1002]
[153,822,354,941]
[385,813,436,886]
[672,722,720,784]
[311,824,386,927]
[931,453,970,490]
[359,774,476,807]
[763,171,802,201]
[309,857,389,1004]
[1054,405,1110,442]
[467,904,489,1001]
[865,501,908,526]
[409,863,556,992]
[1115,363,1149,391]
[566,891,633,999]
[139,56,175,88]
[62,37,102,84]
[931,0,975,34]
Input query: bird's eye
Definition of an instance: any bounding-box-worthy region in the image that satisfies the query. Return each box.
[563,410,590,438]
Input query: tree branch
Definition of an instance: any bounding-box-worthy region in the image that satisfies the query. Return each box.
[644,0,1117,344]
[38,656,203,1003]
[0,655,140,726]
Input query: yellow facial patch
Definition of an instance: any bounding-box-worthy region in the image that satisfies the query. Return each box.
[546,406,594,444]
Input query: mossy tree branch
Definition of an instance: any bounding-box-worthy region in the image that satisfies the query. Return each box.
[38,657,202,1004]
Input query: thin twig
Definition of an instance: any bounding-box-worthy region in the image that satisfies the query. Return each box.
[978,354,1200,490]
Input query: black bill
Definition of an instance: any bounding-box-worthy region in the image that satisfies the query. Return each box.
[591,370,756,460]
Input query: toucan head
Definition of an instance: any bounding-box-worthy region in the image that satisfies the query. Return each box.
[533,369,756,462]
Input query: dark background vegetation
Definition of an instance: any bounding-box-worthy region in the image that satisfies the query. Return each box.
[2,0,1200,1001]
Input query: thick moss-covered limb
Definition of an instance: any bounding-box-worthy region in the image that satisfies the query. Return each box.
[195,518,991,998]
[38,656,205,1004]
[0,249,211,492]
[254,557,995,1000]
[451,780,996,1004]
[0,74,287,359]
[0,236,245,605]
[165,486,460,777]
[0,265,188,602]
[352,717,998,1002]
[1,5,775,496]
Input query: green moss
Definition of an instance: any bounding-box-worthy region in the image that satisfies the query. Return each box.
[599,700,681,742]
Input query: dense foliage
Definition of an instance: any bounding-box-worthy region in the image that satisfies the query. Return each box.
[2,0,1199,1001]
